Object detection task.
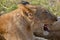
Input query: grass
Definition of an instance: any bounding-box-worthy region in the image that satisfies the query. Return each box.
[0,0,60,16]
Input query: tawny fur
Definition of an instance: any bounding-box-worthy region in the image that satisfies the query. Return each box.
[0,4,57,40]
[0,4,35,40]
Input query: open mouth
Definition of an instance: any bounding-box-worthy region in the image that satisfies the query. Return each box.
[43,24,50,36]
[43,24,49,31]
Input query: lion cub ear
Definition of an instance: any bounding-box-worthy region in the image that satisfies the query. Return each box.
[22,7,34,16]
[20,4,36,17]
[31,8,37,14]
[25,8,37,17]
[25,6,37,17]
[28,5,37,14]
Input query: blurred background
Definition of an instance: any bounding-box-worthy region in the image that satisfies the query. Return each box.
[0,0,60,16]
